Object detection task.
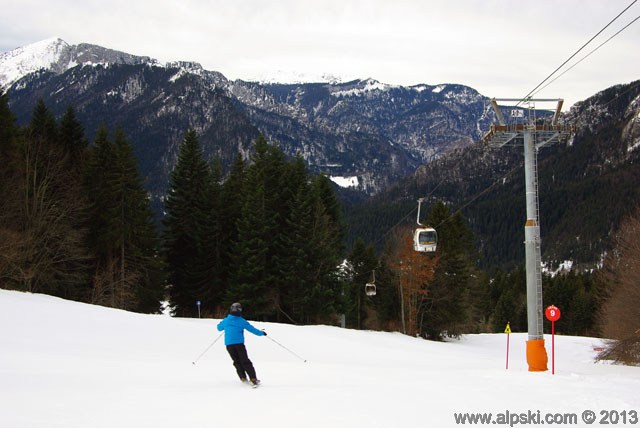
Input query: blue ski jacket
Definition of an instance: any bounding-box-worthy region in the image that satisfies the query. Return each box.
[217,314,265,346]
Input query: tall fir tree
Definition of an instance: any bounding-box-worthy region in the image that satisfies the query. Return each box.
[421,201,477,339]
[218,153,247,302]
[227,136,281,318]
[303,174,345,321]
[199,156,225,315]
[272,155,314,323]
[490,268,528,332]
[163,130,213,317]
[111,129,164,312]
[344,239,379,329]
[84,126,163,311]
[85,124,119,293]
[0,93,16,162]
[59,106,88,169]
[312,174,345,255]
[29,99,58,145]
[0,93,17,203]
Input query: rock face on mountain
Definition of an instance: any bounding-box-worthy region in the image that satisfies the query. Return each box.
[1,38,495,200]
[349,81,640,269]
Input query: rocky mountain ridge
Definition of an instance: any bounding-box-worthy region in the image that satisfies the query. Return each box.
[2,38,495,198]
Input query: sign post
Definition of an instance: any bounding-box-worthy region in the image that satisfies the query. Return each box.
[544,305,561,374]
[196,300,201,319]
[504,322,511,370]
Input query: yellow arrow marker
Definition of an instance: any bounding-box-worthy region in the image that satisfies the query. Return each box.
[504,322,511,334]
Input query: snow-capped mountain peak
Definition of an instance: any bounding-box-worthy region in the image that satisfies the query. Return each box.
[0,37,70,90]
[330,78,397,97]
[0,38,162,91]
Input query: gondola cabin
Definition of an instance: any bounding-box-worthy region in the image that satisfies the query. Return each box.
[365,282,376,296]
[365,270,377,296]
[414,227,437,252]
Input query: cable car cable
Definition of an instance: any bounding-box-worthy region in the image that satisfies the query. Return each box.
[379,2,640,254]
[368,178,446,249]
[432,160,523,231]
[532,13,640,99]
[368,156,522,251]
[516,0,638,108]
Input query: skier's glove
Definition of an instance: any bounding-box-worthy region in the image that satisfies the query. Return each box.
[262,330,267,336]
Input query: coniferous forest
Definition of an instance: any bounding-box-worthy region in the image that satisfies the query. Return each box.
[1,94,636,346]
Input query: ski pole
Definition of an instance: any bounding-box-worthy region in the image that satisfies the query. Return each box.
[192,332,224,365]
[266,335,307,362]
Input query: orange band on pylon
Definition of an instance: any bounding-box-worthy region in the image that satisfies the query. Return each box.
[526,339,548,372]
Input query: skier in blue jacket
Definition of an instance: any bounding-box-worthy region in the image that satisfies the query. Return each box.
[216,302,266,386]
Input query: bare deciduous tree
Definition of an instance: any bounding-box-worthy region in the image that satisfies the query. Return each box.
[0,133,89,297]
[385,227,438,336]
[90,258,138,310]
[598,207,640,365]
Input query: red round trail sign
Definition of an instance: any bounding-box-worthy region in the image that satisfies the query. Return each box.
[545,305,561,322]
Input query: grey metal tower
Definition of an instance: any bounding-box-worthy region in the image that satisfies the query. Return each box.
[483,98,573,371]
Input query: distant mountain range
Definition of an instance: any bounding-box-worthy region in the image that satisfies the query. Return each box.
[1,38,496,199]
[2,38,638,269]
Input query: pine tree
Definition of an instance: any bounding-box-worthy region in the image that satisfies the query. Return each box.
[29,99,58,145]
[218,153,247,303]
[163,130,212,317]
[85,124,118,302]
[222,137,347,323]
[301,174,345,322]
[59,106,88,168]
[0,93,17,204]
[84,126,163,311]
[227,136,281,318]
[312,174,345,255]
[271,155,313,323]
[371,240,403,331]
[491,268,528,333]
[111,129,164,312]
[421,201,477,339]
[199,156,224,315]
[344,239,379,329]
[0,95,21,290]
[0,93,16,161]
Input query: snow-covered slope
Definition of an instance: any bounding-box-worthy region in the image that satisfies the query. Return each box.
[1,289,638,427]
[0,38,160,91]
[0,37,70,90]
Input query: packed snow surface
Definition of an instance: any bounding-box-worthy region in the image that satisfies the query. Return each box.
[1,289,638,427]
[329,175,359,188]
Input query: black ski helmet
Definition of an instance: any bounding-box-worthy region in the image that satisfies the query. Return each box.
[230,302,242,313]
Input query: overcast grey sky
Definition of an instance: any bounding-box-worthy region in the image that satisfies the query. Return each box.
[1,0,639,108]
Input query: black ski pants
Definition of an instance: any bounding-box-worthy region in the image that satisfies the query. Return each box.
[226,343,257,380]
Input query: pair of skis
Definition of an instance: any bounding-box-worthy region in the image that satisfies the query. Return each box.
[242,379,261,389]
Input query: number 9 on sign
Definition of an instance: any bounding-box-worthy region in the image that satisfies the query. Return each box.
[545,305,561,322]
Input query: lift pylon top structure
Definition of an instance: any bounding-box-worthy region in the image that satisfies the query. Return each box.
[482,97,573,372]
[482,98,573,148]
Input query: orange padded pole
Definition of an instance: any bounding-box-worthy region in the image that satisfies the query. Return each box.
[526,339,548,372]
